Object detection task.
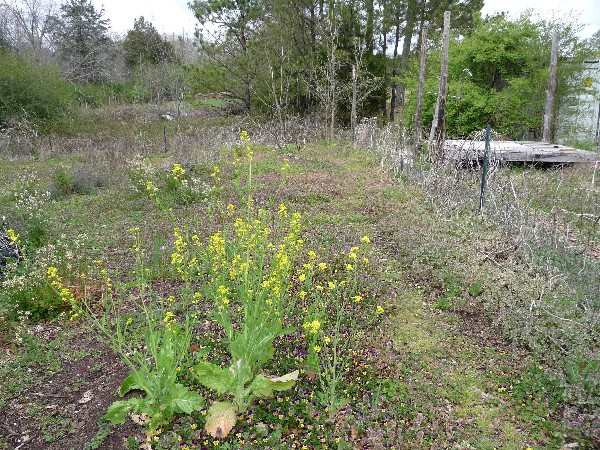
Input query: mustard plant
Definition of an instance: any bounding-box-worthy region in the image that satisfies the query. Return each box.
[129,156,211,208]
[165,132,301,437]
[298,237,373,420]
[70,232,205,434]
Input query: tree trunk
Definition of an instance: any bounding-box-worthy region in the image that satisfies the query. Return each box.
[365,0,374,55]
[389,2,401,122]
[398,0,417,102]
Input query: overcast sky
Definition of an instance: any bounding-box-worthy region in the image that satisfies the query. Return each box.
[92,0,599,39]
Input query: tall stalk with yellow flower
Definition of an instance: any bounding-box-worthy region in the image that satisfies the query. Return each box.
[165,132,302,437]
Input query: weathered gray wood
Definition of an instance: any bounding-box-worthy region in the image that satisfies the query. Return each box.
[351,63,357,135]
[428,11,450,161]
[445,140,600,164]
[543,33,559,142]
[413,24,428,155]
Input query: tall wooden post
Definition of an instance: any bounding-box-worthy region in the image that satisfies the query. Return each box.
[428,11,451,162]
[351,64,357,137]
[543,33,558,143]
[413,24,429,155]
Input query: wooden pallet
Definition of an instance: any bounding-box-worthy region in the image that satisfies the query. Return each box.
[445,140,599,164]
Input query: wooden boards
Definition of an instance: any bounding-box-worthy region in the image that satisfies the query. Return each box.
[444,140,599,164]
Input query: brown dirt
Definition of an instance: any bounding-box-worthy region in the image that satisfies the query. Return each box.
[0,325,135,450]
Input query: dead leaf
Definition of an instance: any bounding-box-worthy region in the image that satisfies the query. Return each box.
[131,412,150,425]
[205,401,237,438]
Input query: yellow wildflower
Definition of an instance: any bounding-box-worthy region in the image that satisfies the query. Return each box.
[172,163,185,179]
[318,262,327,270]
[299,273,307,282]
[361,236,371,244]
[376,305,385,315]
[218,285,229,295]
[6,229,19,244]
[303,320,321,334]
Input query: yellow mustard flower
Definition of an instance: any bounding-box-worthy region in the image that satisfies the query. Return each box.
[6,229,19,244]
[172,163,185,179]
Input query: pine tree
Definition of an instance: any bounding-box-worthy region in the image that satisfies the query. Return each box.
[50,0,111,83]
[123,17,176,68]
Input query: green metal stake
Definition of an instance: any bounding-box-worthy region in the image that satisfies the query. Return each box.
[479,125,490,213]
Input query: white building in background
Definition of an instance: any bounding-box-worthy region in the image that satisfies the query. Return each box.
[555,59,600,149]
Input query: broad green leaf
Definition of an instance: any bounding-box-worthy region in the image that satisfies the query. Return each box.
[103,400,133,424]
[249,370,299,398]
[205,401,237,438]
[118,367,150,397]
[193,362,234,394]
[168,383,205,414]
[157,343,176,374]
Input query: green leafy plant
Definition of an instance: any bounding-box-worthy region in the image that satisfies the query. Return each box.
[69,236,205,434]
[129,158,211,208]
[104,317,205,432]
[160,132,302,437]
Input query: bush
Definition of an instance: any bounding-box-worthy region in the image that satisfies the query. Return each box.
[0,51,75,131]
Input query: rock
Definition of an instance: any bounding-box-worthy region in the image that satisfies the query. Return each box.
[0,233,21,279]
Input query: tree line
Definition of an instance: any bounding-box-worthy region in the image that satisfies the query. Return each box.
[1,0,598,142]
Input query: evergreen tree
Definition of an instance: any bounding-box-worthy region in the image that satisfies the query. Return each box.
[190,0,269,110]
[50,0,111,83]
[123,16,176,68]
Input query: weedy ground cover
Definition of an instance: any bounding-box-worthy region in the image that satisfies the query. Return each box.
[0,105,598,449]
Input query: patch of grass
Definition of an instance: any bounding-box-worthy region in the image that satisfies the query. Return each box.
[83,420,112,450]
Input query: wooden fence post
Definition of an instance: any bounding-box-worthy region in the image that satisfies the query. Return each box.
[413,24,429,156]
[543,33,559,143]
[428,11,451,162]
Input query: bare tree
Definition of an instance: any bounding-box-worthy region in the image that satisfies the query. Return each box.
[0,0,57,53]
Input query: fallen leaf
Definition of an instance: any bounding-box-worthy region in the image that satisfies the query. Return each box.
[205,401,237,438]
[131,412,150,425]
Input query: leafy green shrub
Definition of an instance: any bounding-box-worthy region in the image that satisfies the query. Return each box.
[6,172,52,248]
[0,238,86,321]
[0,51,75,131]
[51,164,113,197]
[51,166,75,197]
[73,82,153,106]
[128,156,211,207]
